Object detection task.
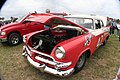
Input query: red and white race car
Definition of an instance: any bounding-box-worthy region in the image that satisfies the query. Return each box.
[22,14,110,77]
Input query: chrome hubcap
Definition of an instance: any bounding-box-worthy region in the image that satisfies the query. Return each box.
[11,36,19,44]
[77,54,85,68]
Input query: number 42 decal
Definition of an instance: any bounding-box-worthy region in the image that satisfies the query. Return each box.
[84,35,92,47]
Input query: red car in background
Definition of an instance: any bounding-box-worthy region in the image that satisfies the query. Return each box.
[22,14,110,77]
[0,13,64,46]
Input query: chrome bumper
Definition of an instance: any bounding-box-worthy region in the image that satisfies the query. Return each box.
[23,46,74,77]
[0,37,7,42]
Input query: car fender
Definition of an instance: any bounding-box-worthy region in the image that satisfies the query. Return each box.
[71,47,91,68]
[7,30,22,38]
[51,35,92,69]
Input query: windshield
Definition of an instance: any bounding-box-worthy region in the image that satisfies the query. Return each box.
[65,17,94,29]
[16,15,27,23]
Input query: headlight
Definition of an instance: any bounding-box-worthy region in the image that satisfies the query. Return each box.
[55,47,65,59]
[0,31,6,36]
[23,35,26,43]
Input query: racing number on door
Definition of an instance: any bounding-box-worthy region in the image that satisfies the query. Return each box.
[96,34,104,48]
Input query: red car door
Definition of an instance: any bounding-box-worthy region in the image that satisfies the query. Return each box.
[20,21,31,35]
[92,19,105,48]
[27,21,44,33]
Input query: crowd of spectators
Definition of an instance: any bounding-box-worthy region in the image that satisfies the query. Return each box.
[107,17,120,41]
[0,16,18,27]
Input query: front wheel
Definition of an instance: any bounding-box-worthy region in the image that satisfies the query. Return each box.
[102,39,107,46]
[74,53,86,73]
[8,33,21,46]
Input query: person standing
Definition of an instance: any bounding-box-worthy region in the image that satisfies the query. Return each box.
[0,17,4,27]
[116,22,120,41]
[109,19,114,35]
[111,19,117,34]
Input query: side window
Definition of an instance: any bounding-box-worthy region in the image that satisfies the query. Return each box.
[77,18,94,29]
[95,20,102,29]
[100,20,104,27]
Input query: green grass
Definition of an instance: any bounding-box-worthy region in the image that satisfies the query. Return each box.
[0,33,120,80]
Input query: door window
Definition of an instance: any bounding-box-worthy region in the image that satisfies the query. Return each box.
[95,20,104,29]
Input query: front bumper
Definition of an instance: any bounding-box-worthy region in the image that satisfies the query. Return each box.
[0,36,7,42]
[23,46,74,77]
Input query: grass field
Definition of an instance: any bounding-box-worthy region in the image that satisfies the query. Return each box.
[0,33,120,80]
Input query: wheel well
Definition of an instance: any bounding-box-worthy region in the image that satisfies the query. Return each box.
[106,35,109,40]
[85,49,91,58]
[7,31,22,40]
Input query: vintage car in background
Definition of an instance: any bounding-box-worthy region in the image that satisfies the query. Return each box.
[22,14,110,77]
[0,13,66,46]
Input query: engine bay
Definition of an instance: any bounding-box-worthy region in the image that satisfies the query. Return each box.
[30,25,84,54]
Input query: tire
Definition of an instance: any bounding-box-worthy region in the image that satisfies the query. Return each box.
[8,33,21,46]
[74,53,86,73]
[102,39,107,46]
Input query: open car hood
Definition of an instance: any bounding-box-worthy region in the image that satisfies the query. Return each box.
[25,13,89,32]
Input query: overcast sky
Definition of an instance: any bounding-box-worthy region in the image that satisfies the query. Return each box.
[0,0,120,19]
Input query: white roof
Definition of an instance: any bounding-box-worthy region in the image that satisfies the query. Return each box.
[65,14,108,26]
[65,14,100,20]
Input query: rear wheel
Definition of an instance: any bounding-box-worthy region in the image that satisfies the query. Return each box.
[8,33,21,46]
[74,53,86,73]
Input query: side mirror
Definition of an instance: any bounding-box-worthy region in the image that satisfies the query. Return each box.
[22,21,31,24]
